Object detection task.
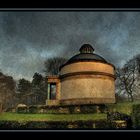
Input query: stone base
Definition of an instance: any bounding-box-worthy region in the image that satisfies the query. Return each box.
[46,100,60,106]
[60,98,116,105]
[33,104,108,114]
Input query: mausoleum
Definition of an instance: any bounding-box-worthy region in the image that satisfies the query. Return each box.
[46,44,116,106]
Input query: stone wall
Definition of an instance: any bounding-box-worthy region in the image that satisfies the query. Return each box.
[60,61,115,105]
[60,77,115,104]
[60,61,115,76]
[46,100,60,106]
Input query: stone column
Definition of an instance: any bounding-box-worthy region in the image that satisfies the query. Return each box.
[47,83,50,100]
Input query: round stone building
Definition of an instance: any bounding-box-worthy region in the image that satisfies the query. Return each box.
[46,44,116,106]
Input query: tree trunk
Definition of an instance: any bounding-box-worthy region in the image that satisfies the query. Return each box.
[129,94,134,102]
[127,94,130,101]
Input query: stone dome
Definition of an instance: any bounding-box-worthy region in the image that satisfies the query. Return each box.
[60,44,112,70]
[59,43,116,105]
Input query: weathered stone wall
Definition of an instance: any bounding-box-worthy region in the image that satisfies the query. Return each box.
[46,100,60,106]
[60,61,115,75]
[60,75,115,104]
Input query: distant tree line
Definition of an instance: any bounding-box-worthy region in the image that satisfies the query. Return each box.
[0,57,67,112]
[16,72,47,106]
[16,57,67,106]
[0,72,16,112]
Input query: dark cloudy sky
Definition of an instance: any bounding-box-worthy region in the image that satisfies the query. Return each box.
[0,11,140,81]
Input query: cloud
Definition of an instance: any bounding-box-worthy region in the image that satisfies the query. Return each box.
[0,11,140,80]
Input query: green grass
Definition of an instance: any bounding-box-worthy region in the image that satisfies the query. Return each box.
[0,112,107,122]
[1,101,140,122]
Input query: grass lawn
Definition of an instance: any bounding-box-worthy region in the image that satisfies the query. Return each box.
[0,101,139,122]
[107,101,140,115]
[0,112,107,122]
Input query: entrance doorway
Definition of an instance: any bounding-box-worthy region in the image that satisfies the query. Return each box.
[48,83,56,100]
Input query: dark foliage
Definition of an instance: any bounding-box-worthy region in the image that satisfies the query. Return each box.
[0,120,109,129]
[16,106,28,113]
[16,73,47,106]
[107,112,132,129]
[16,79,32,104]
[32,73,43,86]
[28,106,38,113]
[31,73,47,105]
[0,72,16,111]
[131,104,140,128]
[44,57,67,75]
[17,79,31,94]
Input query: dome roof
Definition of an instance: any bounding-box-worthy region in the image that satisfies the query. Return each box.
[60,44,111,70]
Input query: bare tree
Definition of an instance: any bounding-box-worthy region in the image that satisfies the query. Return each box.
[135,54,140,74]
[44,57,67,75]
[0,72,16,111]
[116,58,138,102]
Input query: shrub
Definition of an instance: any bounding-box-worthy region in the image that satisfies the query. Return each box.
[16,106,28,113]
[16,104,28,113]
[80,105,97,113]
[107,112,132,129]
[28,106,38,113]
[131,104,140,128]
[68,106,75,114]
[99,105,108,113]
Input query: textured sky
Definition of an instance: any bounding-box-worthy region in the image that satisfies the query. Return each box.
[0,11,140,81]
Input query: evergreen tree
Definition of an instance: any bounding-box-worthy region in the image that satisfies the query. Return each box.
[31,72,47,104]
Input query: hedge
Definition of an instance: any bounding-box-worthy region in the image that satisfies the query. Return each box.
[0,119,132,129]
[0,120,110,129]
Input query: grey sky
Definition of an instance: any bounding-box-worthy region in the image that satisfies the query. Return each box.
[0,11,140,81]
